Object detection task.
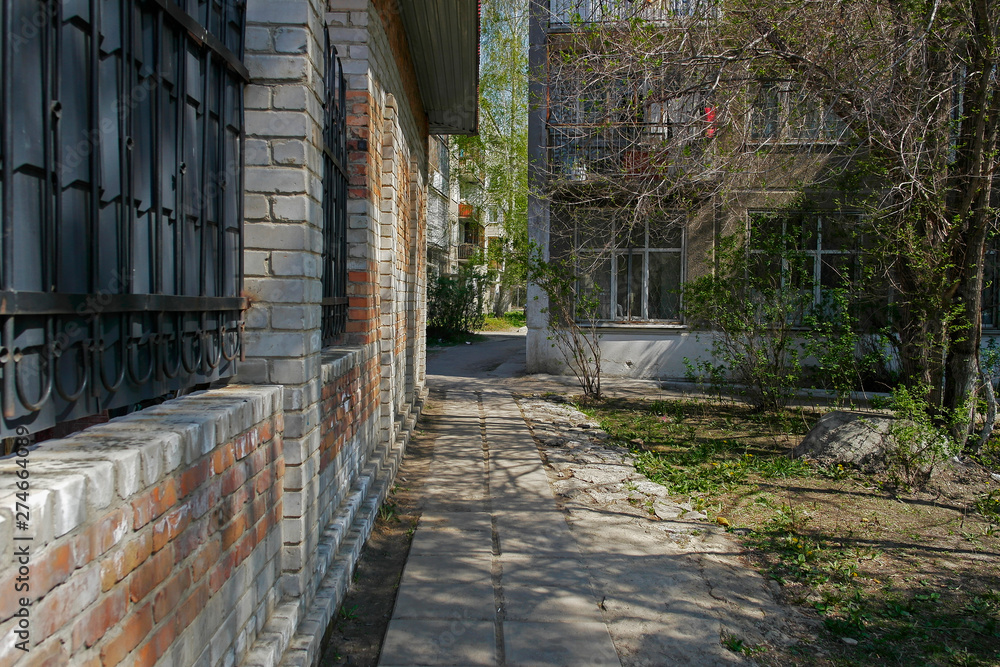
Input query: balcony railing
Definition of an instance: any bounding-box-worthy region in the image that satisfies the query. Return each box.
[548,124,714,182]
[458,243,483,260]
[549,0,718,26]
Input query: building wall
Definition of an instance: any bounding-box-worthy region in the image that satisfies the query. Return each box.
[0,387,284,667]
[427,136,459,275]
[525,5,898,381]
[0,1,432,665]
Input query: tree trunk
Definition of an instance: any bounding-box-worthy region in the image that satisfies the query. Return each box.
[944,211,990,446]
[493,282,510,317]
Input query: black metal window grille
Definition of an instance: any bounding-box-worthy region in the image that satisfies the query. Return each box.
[0,0,248,437]
[321,36,348,346]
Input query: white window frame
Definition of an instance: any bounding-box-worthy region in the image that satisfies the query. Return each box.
[749,82,848,144]
[574,211,686,323]
[748,210,862,311]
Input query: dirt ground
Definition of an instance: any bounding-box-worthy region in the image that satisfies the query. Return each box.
[316,392,443,667]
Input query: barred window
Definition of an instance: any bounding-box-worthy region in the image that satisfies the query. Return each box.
[0,0,247,437]
[321,36,348,346]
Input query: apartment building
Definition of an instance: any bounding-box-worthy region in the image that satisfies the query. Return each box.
[526,0,997,381]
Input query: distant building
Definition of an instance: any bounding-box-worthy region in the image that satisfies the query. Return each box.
[427,136,461,275]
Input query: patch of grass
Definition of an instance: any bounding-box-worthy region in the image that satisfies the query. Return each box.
[722,633,766,657]
[579,395,1000,666]
[378,501,399,523]
[583,398,815,497]
[479,310,526,331]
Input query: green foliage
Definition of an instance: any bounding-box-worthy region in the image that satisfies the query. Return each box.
[526,247,603,398]
[479,310,527,331]
[588,397,814,496]
[977,489,1000,523]
[683,232,811,412]
[801,290,896,405]
[453,0,529,311]
[427,262,488,337]
[883,383,962,489]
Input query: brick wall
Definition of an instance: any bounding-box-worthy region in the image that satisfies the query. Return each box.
[0,387,283,667]
[331,0,427,447]
[0,1,433,665]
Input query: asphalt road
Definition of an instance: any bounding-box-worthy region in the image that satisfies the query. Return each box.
[426,331,527,381]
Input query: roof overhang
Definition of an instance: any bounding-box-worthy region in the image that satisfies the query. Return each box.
[398,1,480,135]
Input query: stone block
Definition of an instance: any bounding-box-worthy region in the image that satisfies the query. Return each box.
[245,26,272,52]
[274,27,309,53]
[244,222,311,251]
[271,358,310,385]
[245,331,310,358]
[271,306,320,332]
[236,358,270,384]
[245,167,308,195]
[246,54,310,82]
[273,139,308,165]
[271,251,319,278]
[273,86,309,112]
[244,86,271,110]
[246,1,310,26]
[271,195,310,222]
[327,27,367,43]
[245,111,309,139]
[244,194,270,221]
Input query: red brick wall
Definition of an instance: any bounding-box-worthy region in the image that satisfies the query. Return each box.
[319,355,380,470]
[0,387,283,667]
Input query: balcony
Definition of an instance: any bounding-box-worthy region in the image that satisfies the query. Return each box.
[548,0,718,27]
[548,124,715,183]
[458,243,483,260]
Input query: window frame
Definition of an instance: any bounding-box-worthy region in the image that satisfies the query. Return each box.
[0,0,248,438]
[747,210,864,316]
[321,38,349,347]
[572,210,686,323]
[749,82,848,144]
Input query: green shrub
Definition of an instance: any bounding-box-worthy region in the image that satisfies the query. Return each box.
[427,263,487,337]
[884,384,961,488]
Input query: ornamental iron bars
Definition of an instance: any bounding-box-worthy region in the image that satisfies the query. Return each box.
[0,0,248,437]
[321,36,348,347]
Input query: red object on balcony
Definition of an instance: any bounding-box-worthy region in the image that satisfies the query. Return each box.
[459,203,474,218]
[624,150,651,176]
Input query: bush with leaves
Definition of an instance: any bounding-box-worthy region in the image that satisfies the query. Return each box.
[526,248,603,399]
[683,233,812,412]
[800,289,896,406]
[883,383,962,489]
[427,260,489,338]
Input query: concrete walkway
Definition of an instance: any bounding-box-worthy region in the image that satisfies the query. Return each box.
[378,384,621,667]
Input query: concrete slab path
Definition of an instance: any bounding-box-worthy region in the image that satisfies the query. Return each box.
[378,333,803,666]
[379,382,620,667]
